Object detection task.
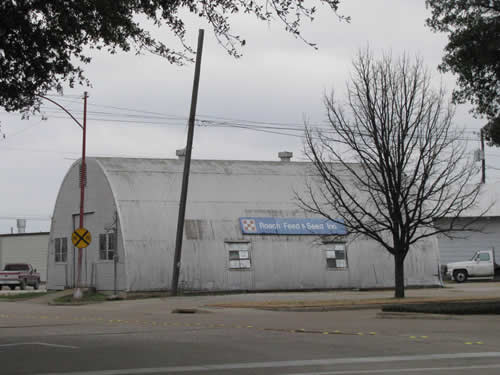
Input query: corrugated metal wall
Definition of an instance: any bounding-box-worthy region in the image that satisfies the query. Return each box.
[49,157,442,292]
[435,218,500,265]
[48,159,125,291]
[0,234,49,281]
[178,218,440,292]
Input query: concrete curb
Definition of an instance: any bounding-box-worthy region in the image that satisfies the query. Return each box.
[207,296,500,312]
[48,301,103,306]
[376,312,459,320]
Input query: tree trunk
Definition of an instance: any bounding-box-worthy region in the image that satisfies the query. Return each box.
[394,252,405,298]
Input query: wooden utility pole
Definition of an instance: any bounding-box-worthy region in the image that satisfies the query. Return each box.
[74,91,88,299]
[171,29,205,296]
[480,127,486,184]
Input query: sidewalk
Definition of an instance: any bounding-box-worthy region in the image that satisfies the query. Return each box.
[160,280,500,312]
[14,280,500,312]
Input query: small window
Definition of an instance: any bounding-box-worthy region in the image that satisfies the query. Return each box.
[55,237,68,263]
[99,234,107,260]
[326,243,347,269]
[479,253,491,262]
[108,232,116,250]
[227,242,251,269]
[5,264,29,271]
[99,233,116,261]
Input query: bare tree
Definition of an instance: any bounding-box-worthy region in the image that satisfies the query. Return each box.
[300,51,482,298]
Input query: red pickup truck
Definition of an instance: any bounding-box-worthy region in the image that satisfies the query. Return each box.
[0,263,41,290]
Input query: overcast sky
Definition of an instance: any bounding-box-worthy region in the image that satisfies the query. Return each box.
[0,0,496,234]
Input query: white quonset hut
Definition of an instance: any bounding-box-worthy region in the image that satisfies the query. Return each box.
[47,155,440,291]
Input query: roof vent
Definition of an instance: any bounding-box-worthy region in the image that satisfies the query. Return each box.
[278,151,293,162]
[176,148,186,159]
[17,219,26,233]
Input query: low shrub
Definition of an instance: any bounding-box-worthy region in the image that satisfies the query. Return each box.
[382,301,500,314]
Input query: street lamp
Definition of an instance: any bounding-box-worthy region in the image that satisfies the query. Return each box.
[38,92,88,299]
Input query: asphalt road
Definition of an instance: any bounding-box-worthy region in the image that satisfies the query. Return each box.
[0,294,499,375]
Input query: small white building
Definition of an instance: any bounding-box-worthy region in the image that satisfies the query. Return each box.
[0,232,49,282]
[434,184,500,265]
[47,155,441,292]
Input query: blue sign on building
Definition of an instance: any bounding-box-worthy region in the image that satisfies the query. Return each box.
[239,217,347,235]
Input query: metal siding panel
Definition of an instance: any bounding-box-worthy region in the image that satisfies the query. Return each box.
[50,264,66,290]
[436,219,500,264]
[0,235,49,282]
[48,157,442,291]
[125,240,172,291]
[49,159,124,290]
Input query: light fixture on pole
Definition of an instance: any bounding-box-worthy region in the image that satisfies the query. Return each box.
[37,92,88,299]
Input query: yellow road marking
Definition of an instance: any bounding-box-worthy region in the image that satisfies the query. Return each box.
[0,313,389,339]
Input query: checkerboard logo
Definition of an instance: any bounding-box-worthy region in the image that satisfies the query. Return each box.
[242,219,257,233]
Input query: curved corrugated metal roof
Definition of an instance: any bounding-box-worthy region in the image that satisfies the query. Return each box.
[94,157,333,206]
[91,157,334,290]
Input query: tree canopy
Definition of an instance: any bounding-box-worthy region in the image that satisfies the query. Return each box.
[0,0,343,112]
[300,51,481,298]
[426,0,500,142]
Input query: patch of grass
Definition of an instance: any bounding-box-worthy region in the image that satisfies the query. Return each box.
[382,300,500,314]
[0,292,48,301]
[53,291,109,304]
[207,297,433,309]
[123,292,169,300]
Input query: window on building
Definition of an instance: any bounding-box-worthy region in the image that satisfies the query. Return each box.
[99,233,116,261]
[227,242,251,269]
[325,243,347,269]
[55,237,68,263]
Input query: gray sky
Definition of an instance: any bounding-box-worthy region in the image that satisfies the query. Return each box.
[0,0,495,233]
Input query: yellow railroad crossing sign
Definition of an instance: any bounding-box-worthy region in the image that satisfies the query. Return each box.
[72,227,92,249]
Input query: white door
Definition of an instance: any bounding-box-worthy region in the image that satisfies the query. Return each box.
[474,252,493,276]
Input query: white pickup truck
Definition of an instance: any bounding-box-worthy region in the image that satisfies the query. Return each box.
[446,249,500,282]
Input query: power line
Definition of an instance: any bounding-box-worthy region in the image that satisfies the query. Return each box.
[0,112,484,144]
[2,98,484,133]
[43,107,483,136]
[0,97,488,145]
[0,101,486,137]
[11,108,481,141]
